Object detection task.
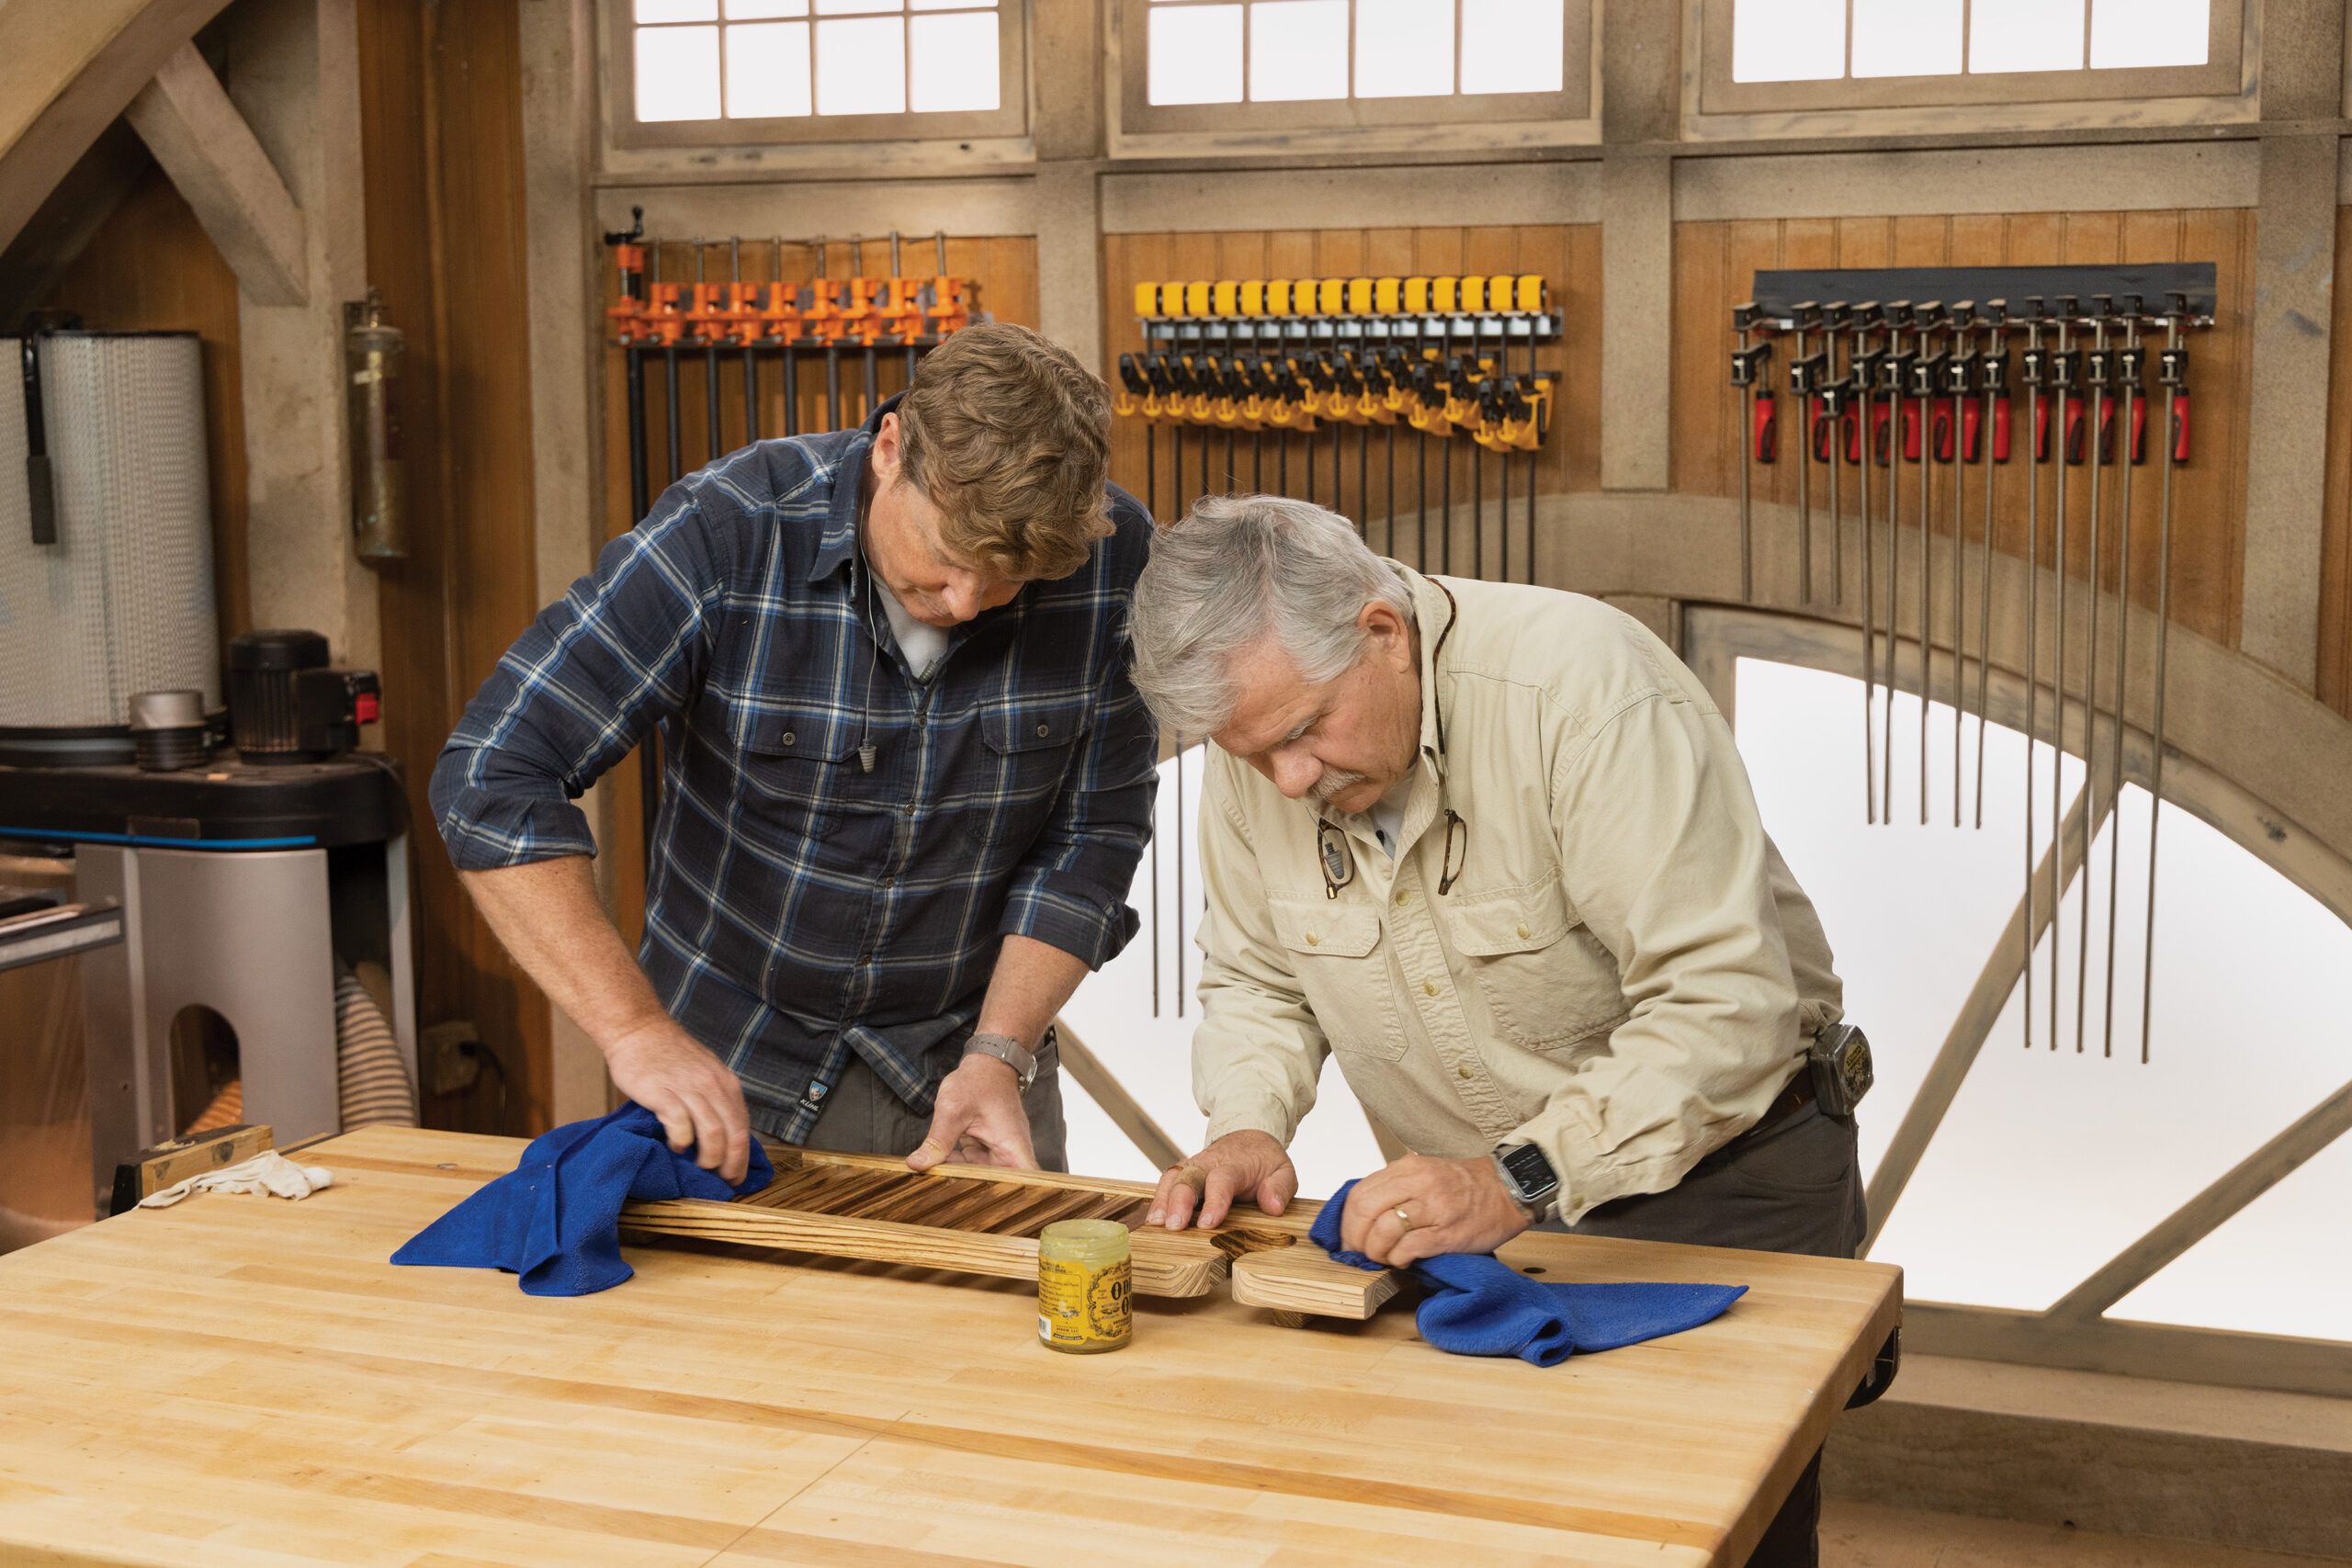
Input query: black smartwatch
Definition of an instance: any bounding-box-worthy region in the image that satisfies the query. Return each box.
[1492,1142,1560,1220]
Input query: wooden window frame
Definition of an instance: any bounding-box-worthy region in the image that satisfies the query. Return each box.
[602,0,1030,153]
[1691,0,2248,118]
[1113,0,1593,141]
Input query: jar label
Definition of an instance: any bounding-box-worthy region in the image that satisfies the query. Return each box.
[1037,1255,1132,1349]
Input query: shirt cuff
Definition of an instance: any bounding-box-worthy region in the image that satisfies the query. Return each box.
[1204,1097,1301,1149]
[1504,1097,1678,1227]
[999,878,1137,969]
[435,788,598,872]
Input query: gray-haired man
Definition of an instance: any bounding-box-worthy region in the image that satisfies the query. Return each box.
[1128,495,1860,1568]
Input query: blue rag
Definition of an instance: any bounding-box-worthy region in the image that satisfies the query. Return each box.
[1309,1179,1747,1367]
[391,1103,773,1296]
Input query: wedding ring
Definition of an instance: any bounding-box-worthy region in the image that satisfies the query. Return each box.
[1394,1206,1415,1230]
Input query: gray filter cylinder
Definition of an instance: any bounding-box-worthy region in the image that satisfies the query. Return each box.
[0,331,220,756]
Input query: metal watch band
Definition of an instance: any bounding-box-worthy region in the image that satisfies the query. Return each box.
[962,1032,1038,1091]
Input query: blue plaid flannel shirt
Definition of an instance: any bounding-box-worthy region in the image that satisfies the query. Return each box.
[429,399,1157,1139]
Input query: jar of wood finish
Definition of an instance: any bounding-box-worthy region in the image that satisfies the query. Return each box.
[1037,1219,1131,1353]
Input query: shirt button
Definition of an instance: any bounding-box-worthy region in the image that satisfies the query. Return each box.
[1515,922,1531,939]
[780,731,796,747]
[1305,930,1320,946]
[1457,1064,1474,1080]
[1035,722,1051,739]
[1394,890,1410,907]
[1422,980,1440,997]
[880,874,896,887]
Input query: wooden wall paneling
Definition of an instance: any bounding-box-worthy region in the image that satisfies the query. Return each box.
[41,168,250,642]
[357,0,548,1134]
[2320,209,2352,719]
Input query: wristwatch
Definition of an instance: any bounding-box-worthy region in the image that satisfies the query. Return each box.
[962,1032,1039,1091]
[1491,1142,1561,1222]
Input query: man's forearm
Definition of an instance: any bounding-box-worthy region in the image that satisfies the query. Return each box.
[975,933,1091,1051]
[458,856,670,1052]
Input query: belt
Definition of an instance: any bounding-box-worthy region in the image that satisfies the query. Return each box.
[1736,1065,1817,1145]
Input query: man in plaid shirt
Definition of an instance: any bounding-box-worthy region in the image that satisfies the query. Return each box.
[430,325,1155,1183]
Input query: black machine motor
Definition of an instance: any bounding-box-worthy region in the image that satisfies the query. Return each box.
[227,630,380,763]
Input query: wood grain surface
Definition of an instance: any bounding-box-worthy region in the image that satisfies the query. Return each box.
[618,1145,1386,1313]
[0,1125,1901,1567]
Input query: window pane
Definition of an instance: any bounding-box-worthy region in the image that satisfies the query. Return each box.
[2089,0,2209,68]
[639,0,718,21]
[1851,0,1961,77]
[726,21,813,116]
[1459,0,1565,94]
[2112,1134,2352,1342]
[1248,0,1349,101]
[725,0,807,17]
[1730,0,1842,83]
[1969,0,2084,73]
[815,15,906,113]
[815,0,900,13]
[635,24,721,120]
[1148,2,1244,104]
[910,10,999,110]
[1355,0,1453,98]
[910,0,997,9]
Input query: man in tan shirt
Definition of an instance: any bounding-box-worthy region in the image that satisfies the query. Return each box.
[1127,495,1862,1565]
[1128,493,1860,1261]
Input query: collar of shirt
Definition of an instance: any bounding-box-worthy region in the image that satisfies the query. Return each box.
[805,393,899,587]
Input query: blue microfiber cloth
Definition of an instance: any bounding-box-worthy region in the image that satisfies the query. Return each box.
[391,1102,772,1296]
[1309,1178,1747,1367]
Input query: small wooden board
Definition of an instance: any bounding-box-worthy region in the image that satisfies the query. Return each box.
[619,1144,1400,1320]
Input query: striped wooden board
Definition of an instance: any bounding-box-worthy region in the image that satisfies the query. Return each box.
[619,1144,1405,1320]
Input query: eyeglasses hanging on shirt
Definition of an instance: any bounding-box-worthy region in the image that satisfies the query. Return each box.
[1318,808,1467,899]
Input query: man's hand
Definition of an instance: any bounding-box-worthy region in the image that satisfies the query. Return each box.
[1339,1153,1533,1267]
[605,1018,752,1185]
[1146,1130,1297,1230]
[909,1055,1036,1170]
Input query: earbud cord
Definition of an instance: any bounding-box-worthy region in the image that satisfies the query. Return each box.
[856,490,881,774]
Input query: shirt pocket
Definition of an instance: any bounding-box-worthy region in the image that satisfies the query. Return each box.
[1445,877,1629,1052]
[728,707,864,844]
[1267,894,1401,1061]
[977,699,1088,798]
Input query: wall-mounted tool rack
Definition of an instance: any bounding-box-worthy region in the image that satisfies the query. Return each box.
[1116,274,1562,588]
[1728,263,2218,1065]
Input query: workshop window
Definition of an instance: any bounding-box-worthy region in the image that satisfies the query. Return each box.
[1122,0,1592,136]
[1731,655,2351,1346]
[1696,0,2246,116]
[611,0,1027,149]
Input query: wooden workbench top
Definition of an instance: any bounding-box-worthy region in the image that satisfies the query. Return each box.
[0,1126,1900,1567]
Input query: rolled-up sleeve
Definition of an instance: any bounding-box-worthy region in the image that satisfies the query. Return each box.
[998,637,1157,968]
[429,483,731,872]
[1192,759,1329,1146]
[1509,692,1809,1219]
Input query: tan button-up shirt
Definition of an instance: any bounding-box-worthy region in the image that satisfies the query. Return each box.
[1193,568,1843,1221]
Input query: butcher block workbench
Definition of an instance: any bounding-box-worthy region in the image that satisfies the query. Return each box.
[0,1126,1901,1567]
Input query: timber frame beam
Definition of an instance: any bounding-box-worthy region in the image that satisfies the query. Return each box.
[123,42,306,307]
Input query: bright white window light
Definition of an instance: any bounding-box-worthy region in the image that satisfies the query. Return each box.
[636,24,721,119]
[2089,0,2209,68]
[639,0,718,21]
[1460,0,1565,94]
[1730,0,1843,83]
[1850,0,1961,77]
[910,10,1000,110]
[815,14,906,113]
[1735,657,2352,1339]
[813,0,901,14]
[725,21,813,116]
[724,0,808,17]
[1148,3,1245,104]
[1354,0,1453,98]
[1249,0,1350,102]
[1969,0,2084,73]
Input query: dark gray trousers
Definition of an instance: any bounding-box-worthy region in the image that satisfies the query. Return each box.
[1560,1103,1866,1568]
[795,1032,1070,1172]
